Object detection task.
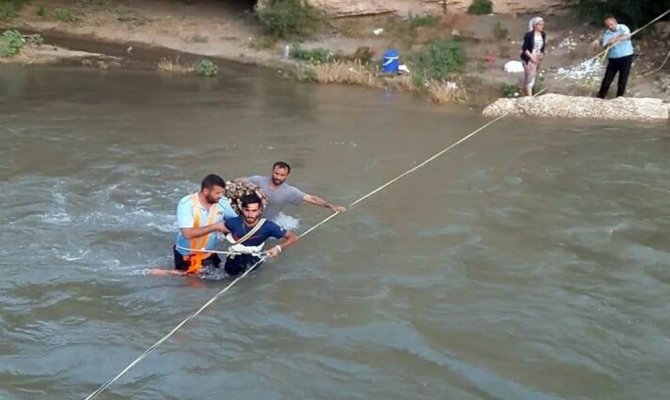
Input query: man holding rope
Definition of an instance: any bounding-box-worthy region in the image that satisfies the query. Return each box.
[222,193,298,276]
[597,15,635,98]
[174,174,237,274]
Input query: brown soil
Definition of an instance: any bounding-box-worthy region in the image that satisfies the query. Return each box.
[3,0,276,64]
[0,41,121,65]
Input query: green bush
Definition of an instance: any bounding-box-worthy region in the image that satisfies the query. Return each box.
[196,59,219,76]
[0,1,16,19]
[0,29,23,57]
[410,38,465,86]
[256,0,326,39]
[467,0,493,15]
[574,0,670,28]
[493,21,508,40]
[408,13,440,30]
[0,0,31,19]
[36,5,46,17]
[290,46,331,64]
[54,7,75,22]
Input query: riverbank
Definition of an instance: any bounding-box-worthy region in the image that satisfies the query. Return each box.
[1,0,668,106]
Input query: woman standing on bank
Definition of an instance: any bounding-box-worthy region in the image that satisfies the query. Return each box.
[521,17,546,96]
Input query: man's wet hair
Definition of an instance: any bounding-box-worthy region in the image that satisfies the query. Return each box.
[201,174,226,190]
[603,14,616,21]
[273,161,291,174]
[241,193,263,209]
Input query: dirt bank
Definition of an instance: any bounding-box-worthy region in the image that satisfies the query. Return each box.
[2,0,668,105]
[3,1,276,64]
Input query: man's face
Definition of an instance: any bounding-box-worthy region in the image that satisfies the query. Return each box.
[271,167,290,186]
[241,202,262,225]
[203,185,225,204]
[605,18,617,32]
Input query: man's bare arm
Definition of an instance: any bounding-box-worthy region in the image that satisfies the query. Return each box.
[303,194,346,213]
[266,231,298,258]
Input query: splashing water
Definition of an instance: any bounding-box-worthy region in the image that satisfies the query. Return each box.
[272,212,300,231]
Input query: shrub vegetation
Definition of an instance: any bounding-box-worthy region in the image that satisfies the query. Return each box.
[467,0,493,15]
[256,0,326,40]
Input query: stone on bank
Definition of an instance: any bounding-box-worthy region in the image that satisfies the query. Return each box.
[255,0,572,17]
[483,94,670,121]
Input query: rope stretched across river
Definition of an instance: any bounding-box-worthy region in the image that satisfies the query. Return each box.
[84,9,670,399]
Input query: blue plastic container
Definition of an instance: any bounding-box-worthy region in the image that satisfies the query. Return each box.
[381,49,400,74]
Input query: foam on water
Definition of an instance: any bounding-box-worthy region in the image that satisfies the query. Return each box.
[53,248,91,262]
[272,212,300,231]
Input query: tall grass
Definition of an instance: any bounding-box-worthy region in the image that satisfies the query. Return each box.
[294,61,467,104]
[426,80,468,104]
[296,61,380,86]
[157,57,195,73]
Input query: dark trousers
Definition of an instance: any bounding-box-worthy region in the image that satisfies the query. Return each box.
[597,55,633,98]
[224,254,262,276]
[173,246,221,271]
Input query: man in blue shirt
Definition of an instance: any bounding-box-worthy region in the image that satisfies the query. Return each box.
[597,15,635,99]
[223,193,298,276]
[174,174,237,274]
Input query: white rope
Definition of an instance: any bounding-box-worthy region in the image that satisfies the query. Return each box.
[641,48,670,77]
[175,245,241,256]
[84,256,266,400]
[84,10,669,399]
[175,245,264,257]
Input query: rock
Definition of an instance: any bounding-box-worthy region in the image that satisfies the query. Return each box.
[482,94,670,121]
[258,0,573,17]
[435,0,571,14]
[302,0,397,17]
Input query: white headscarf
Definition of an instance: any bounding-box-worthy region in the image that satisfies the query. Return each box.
[528,16,544,32]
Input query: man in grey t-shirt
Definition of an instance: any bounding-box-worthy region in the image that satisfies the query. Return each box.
[235,161,346,220]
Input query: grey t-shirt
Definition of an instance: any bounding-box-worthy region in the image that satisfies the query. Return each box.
[249,175,306,219]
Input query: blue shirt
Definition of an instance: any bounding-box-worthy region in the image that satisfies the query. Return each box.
[603,24,634,59]
[224,217,286,246]
[175,194,237,255]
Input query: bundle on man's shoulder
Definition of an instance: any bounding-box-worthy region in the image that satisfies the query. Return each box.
[225,181,268,215]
